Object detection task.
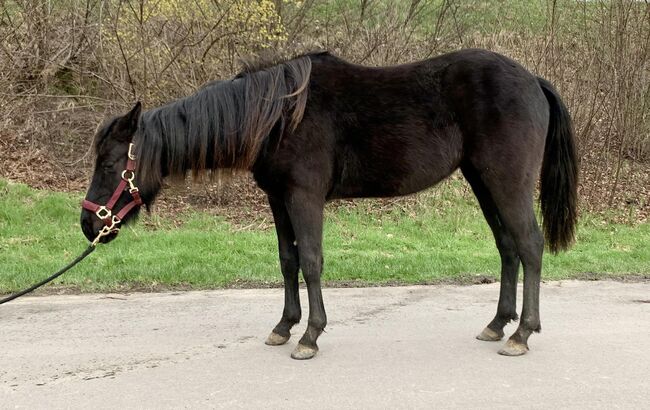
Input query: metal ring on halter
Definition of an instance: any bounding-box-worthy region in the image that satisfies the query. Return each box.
[95,206,111,220]
[121,170,135,181]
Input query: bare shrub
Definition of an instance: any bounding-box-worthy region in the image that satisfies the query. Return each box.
[0,0,648,221]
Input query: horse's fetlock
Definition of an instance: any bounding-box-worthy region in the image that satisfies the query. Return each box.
[522,315,540,331]
[285,312,301,325]
[497,310,518,322]
[308,318,326,331]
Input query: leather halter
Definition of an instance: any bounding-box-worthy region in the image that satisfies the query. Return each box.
[82,143,143,233]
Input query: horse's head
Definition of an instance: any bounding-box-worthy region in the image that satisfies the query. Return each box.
[81,103,144,244]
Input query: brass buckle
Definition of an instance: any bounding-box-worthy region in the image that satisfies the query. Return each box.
[128,143,136,160]
[95,206,111,220]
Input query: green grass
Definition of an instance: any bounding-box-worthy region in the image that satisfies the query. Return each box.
[0,178,648,294]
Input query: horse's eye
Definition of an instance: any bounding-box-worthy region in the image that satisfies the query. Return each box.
[102,162,115,171]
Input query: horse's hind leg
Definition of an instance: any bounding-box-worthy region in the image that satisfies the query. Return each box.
[462,165,520,342]
[265,195,302,346]
[480,174,544,356]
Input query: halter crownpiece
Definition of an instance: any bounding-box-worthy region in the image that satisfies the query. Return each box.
[82,143,143,246]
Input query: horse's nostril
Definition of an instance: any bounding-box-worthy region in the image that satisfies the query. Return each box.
[80,212,98,242]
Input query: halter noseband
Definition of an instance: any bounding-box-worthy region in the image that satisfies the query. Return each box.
[82,143,143,245]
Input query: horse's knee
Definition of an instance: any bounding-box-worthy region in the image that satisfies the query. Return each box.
[279,249,299,276]
[495,235,519,264]
[300,253,323,281]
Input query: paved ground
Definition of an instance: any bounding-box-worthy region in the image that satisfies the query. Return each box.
[1,281,649,409]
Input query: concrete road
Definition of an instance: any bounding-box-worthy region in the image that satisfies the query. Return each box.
[1,281,648,409]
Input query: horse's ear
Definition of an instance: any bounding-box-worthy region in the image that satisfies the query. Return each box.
[125,101,142,129]
[114,102,142,141]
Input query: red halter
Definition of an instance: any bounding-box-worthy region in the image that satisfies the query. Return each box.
[82,143,143,233]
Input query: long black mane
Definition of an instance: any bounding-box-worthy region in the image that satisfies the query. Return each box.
[134,54,312,189]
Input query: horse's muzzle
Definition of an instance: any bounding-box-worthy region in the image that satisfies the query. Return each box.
[80,210,119,244]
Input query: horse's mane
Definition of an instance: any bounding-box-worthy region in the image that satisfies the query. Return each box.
[134,53,314,188]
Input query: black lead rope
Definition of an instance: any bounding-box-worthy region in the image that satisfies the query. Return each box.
[2,144,139,306]
[0,245,96,305]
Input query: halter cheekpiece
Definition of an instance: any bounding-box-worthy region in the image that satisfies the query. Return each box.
[81,143,143,245]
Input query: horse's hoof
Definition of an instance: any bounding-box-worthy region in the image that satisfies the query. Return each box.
[291,344,318,360]
[265,332,290,346]
[476,327,504,342]
[497,339,529,356]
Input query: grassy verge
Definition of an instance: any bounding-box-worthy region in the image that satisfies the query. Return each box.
[1,178,648,294]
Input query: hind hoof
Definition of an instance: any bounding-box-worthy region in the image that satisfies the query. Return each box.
[291,344,318,360]
[476,327,504,342]
[498,339,529,356]
[265,332,290,346]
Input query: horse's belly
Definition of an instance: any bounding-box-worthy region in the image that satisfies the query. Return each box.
[330,140,463,199]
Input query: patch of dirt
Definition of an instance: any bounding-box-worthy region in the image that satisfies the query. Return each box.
[568,272,650,282]
[149,175,273,227]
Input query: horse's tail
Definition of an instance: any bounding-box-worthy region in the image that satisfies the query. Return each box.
[537,77,578,254]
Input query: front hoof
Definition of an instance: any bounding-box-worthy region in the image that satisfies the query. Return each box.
[476,327,504,342]
[291,343,318,360]
[265,332,290,346]
[497,339,529,356]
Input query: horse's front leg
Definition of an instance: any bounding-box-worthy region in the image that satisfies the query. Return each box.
[265,195,302,346]
[285,190,327,360]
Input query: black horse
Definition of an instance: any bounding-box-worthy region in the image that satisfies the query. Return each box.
[81,49,578,360]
